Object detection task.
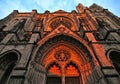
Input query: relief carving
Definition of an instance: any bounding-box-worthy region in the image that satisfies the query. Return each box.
[54,49,70,62]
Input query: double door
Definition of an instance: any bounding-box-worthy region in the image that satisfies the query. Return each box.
[46,76,80,84]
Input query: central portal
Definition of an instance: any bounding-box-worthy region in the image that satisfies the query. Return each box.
[39,35,92,84]
[43,43,83,84]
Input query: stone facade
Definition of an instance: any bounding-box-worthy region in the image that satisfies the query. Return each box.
[0,3,120,84]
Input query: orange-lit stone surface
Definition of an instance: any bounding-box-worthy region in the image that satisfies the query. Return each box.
[0,3,120,84]
[48,65,61,76]
[65,65,79,76]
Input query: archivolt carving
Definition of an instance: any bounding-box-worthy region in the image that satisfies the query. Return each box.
[35,35,93,66]
[34,35,94,84]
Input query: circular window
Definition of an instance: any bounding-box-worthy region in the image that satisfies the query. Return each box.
[54,50,70,62]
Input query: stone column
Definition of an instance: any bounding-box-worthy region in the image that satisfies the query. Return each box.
[62,65,65,84]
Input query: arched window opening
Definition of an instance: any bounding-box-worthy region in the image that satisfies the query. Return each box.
[46,62,82,84]
[0,52,18,84]
[65,62,81,84]
[47,62,62,84]
[65,62,79,76]
[47,62,61,76]
[109,51,120,75]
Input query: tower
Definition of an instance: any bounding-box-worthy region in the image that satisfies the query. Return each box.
[0,3,120,84]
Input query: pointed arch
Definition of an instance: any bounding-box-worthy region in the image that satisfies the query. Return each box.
[47,61,62,76]
[44,16,78,31]
[46,62,62,84]
[107,49,120,75]
[37,33,97,65]
[36,35,95,84]
[0,49,21,84]
[37,35,93,63]
[65,61,80,76]
[65,61,82,84]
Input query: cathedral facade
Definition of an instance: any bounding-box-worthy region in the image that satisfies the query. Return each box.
[0,3,120,84]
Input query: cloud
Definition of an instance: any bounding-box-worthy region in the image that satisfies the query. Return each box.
[33,0,77,12]
[0,0,120,19]
[73,0,93,6]
[34,0,56,10]
[0,0,27,19]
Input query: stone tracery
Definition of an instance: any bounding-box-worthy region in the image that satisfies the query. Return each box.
[54,49,70,62]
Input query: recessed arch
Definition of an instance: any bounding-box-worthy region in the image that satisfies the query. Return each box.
[37,33,96,65]
[65,61,82,84]
[47,61,62,76]
[37,35,93,63]
[36,35,94,84]
[107,49,120,75]
[47,16,74,23]
[0,50,21,84]
[44,16,78,31]
[39,41,89,67]
[0,49,21,60]
[65,61,80,76]
[46,62,62,84]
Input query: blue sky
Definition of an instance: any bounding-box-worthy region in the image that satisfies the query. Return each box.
[0,0,120,19]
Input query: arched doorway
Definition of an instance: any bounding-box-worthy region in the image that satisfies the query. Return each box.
[36,35,93,84]
[0,51,20,84]
[109,50,120,75]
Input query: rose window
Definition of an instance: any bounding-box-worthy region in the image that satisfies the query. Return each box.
[54,50,70,62]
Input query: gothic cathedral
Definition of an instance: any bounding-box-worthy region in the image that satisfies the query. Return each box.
[0,3,120,84]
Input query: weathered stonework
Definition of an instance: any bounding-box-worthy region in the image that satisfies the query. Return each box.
[0,3,120,84]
